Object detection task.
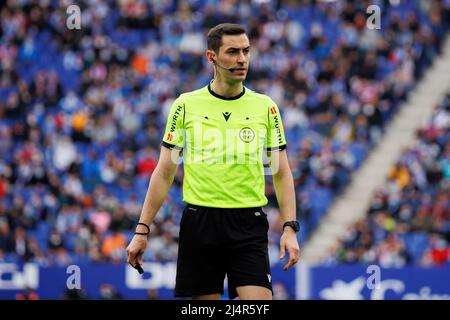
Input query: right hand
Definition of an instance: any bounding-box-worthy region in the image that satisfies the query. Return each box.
[126,235,148,268]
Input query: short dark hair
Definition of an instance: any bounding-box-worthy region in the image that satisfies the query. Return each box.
[207,23,247,53]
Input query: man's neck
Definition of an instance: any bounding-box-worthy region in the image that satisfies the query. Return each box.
[210,78,244,98]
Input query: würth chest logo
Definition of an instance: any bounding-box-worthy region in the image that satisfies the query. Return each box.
[222,112,231,122]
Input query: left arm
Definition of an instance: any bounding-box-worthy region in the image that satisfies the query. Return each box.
[269,149,300,270]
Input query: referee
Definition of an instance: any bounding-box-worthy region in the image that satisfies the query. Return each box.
[127,23,300,300]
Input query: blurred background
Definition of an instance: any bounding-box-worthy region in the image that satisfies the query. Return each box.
[0,0,449,299]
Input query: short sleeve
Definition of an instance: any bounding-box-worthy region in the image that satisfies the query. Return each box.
[161,98,185,150]
[266,102,287,151]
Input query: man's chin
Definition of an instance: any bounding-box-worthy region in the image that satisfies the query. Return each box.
[229,74,247,83]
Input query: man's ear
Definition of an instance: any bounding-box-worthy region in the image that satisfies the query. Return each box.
[206,50,215,64]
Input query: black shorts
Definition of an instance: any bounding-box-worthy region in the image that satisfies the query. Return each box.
[174,203,272,299]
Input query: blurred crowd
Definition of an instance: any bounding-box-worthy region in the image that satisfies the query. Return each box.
[0,0,449,267]
[325,91,450,267]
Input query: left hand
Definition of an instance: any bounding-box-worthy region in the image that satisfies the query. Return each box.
[279,228,300,271]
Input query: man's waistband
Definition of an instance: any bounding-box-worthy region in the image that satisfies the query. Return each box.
[185,203,264,213]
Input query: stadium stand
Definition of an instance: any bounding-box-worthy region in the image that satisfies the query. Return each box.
[323,91,449,267]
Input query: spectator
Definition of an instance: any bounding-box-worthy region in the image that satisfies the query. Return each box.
[15,287,40,300]
[99,283,123,300]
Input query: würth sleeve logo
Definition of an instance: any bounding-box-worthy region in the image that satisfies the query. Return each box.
[169,104,184,132]
[167,133,173,141]
[270,106,277,115]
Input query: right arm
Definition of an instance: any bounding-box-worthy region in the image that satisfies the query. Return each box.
[126,145,180,267]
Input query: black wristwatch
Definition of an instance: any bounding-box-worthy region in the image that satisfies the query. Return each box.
[283,221,300,233]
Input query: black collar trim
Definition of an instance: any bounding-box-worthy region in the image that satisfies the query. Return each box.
[208,83,245,100]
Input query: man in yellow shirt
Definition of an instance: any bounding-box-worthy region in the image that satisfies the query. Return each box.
[127,23,300,300]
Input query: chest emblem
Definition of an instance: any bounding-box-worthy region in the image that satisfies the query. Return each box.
[239,127,255,143]
[222,112,232,122]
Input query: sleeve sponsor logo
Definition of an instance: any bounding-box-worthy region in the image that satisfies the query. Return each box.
[169,105,184,133]
[270,106,277,115]
[273,115,283,145]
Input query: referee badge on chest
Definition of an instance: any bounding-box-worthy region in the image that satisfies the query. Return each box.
[239,127,255,143]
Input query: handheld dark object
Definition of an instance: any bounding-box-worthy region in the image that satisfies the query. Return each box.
[134,263,144,274]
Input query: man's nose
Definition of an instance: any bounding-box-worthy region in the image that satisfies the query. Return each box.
[237,51,246,64]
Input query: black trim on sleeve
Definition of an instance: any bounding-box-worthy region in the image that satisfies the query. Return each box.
[161,141,183,151]
[182,103,185,126]
[266,144,287,151]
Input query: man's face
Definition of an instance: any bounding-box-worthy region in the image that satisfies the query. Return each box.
[210,34,250,83]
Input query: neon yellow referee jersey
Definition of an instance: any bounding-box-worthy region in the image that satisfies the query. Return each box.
[161,83,287,208]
